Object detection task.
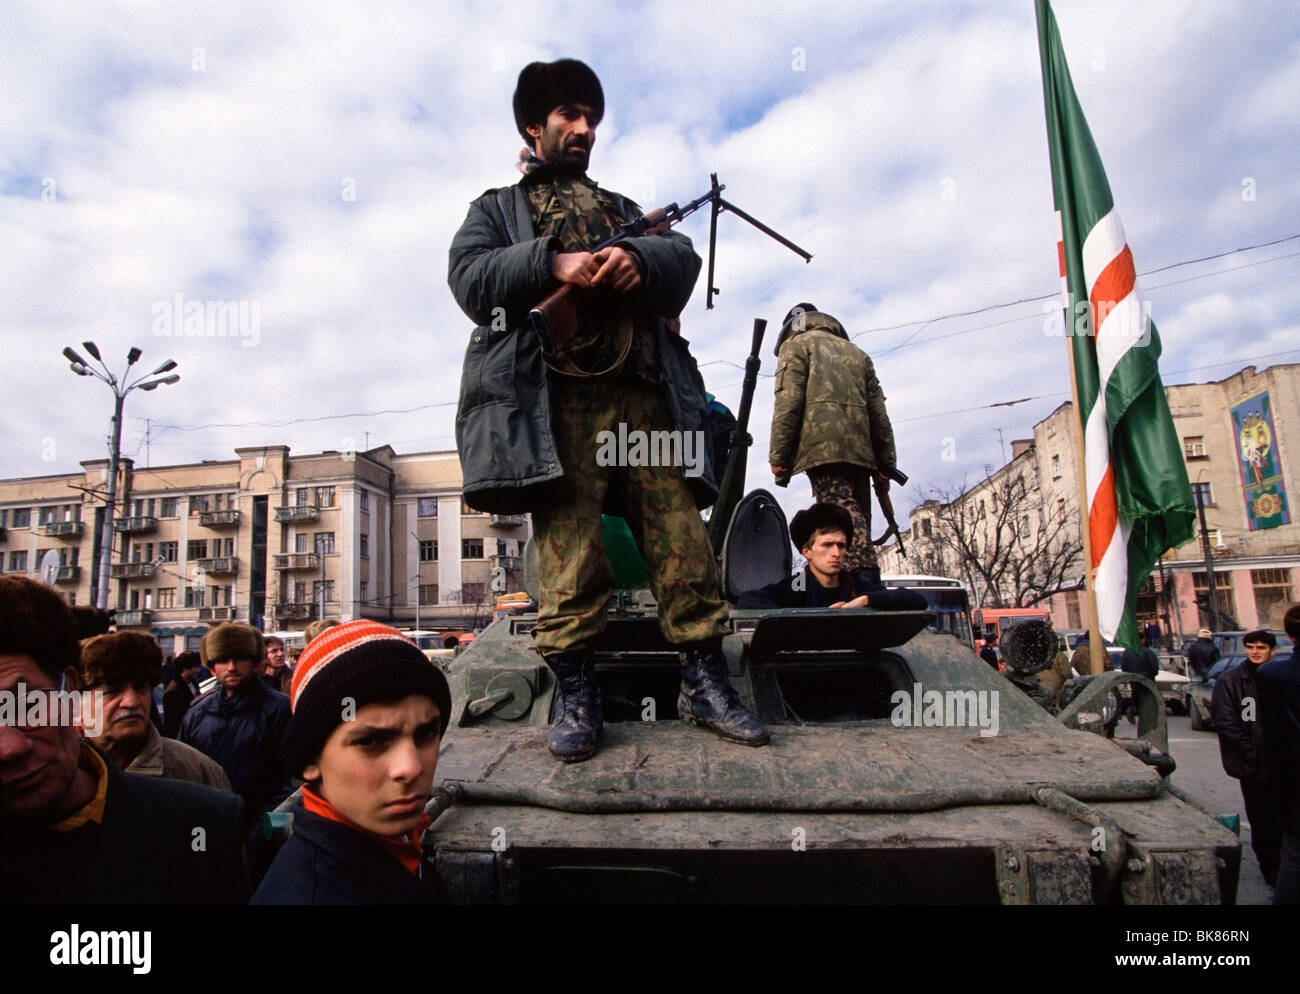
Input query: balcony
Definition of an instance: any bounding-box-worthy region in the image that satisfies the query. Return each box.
[274,602,318,621]
[115,609,151,627]
[490,514,524,528]
[113,516,157,535]
[110,562,157,579]
[53,566,81,583]
[43,521,84,538]
[273,552,320,571]
[194,556,239,575]
[198,606,237,622]
[200,509,241,528]
[490,554,522,571]
[275,505,319,523]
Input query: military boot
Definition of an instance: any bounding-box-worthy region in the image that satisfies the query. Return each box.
[677,641,770,746]
[545,651,603,762]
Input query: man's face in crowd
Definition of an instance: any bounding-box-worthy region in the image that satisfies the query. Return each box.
[303,694,442,837]
[212,656,255,695]
[1244,640,1276,666]
[265,642,286,674]
[0,655,83,819]
[803,529,847,584]
[87,679,152,752]
[529,103,596,173]
[179,663,200,684]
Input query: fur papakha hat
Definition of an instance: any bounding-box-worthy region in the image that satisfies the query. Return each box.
[200,622,265,667]
[79,631,163,690]
[513,59,604,143]
[790,502,853,553]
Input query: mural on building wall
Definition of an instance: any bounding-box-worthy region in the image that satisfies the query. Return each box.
[1231,389,1290,530]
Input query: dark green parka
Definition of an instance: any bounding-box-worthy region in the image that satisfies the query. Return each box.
[448,181,718,513]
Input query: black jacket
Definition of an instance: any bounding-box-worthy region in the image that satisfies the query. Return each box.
[250,805,447,905]
[179,677,293,829]
[162,676,198,739]
[1122,647,1160,680]
[1258,653,1300,835]
[737,567,927,611]
[1210,659,1267,783]
[1,751,248,904]
[1186,638,1220,680]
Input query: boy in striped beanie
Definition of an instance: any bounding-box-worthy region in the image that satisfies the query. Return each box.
[253,620,452,904]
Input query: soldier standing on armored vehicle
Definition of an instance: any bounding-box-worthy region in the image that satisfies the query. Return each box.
[448,59,768,763]
[768,303,898,590]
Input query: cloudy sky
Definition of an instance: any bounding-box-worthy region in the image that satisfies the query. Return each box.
[3,0,1297,528]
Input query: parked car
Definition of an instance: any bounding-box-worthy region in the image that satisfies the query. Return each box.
[1184,655,1241,731]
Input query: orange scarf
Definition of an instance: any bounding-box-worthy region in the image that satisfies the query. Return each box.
[301,786,432,877]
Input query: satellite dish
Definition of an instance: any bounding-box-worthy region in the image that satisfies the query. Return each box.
[39,549,61,585]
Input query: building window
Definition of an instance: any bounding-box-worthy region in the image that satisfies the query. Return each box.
[360,580,368,604]
[360,534,369,558]
[911,522,919,540]
[189,495,209,515]
[185,586,205,608]
[294,581,308,602]
[1252,569,1293,627]
[0,509,7,528]
[220,537,235,557]
[132,542,154,563]
[1192,570,1237,628]
[9,551,27,572]
[38,506,57,525]
[1050,454,1061,479]
[187,540,208,560]
[419,540,437,562]
[313,580,335,604]
[1190,481,1214,507]
[11,508,30,528]
[159,497,178,517]
[159,542,178,562]
[921,518,932,537]
[359,490,369,511]
[315,532,335,555]
[462,538,484,559]
[296,533,308,553]
[315,486,336,508]
[418,497,438,517]
[296,488,309,507]
[462,582,486,603]
[497,538,508,557]
[419,584,439,606]
[1184,436,1207,459]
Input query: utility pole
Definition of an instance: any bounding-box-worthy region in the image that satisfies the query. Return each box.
[1194,483,1220,632]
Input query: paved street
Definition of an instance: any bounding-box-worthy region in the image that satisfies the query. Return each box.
[1119,712,1273,905]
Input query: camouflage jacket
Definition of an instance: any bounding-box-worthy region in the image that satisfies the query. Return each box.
[768,312,896,486]
[448,178,717,513]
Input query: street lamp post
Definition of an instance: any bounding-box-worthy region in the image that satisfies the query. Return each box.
[62,344,179,610]
[1194,477,1220,633]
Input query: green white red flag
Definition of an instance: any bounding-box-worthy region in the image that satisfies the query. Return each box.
[1035,0,1195,651]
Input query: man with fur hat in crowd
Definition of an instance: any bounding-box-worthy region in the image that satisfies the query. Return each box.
[448,59,767,763]
[180,622,293,832]
[738,503,926,611]
[252,620,451,904]
[81,632,231,791]
[769,303,899,592]
[0,576,248,904]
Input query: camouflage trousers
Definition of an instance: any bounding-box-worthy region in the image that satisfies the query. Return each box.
[531,376,730,657]
[806,463,879,573]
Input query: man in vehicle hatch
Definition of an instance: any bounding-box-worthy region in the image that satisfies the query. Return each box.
[738,503,926,611]
[448,59,768,763]
[768,303,898,591]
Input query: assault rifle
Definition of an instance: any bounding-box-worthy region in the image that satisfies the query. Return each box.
[529,174,811,357]
[872,465,909,557]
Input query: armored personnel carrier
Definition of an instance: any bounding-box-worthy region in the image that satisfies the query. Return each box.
[426,489,1238,905]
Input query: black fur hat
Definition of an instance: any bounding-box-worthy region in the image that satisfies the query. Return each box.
[790,502,853,552]
[513,59,604,143]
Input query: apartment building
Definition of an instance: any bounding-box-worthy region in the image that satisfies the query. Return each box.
[0,444,529,656]
[881,363,1300,640]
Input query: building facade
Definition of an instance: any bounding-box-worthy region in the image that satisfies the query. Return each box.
[0,444,529,656]
[881,363,1300,641]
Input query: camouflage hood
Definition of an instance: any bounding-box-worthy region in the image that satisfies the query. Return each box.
[773,311,849,356]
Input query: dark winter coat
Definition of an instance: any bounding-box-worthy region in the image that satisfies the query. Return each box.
[1186,638,1220,680]
[179,676,293,829]
[162,675,199,739]
[448,181,717,513]
[1,747,248,904]
[1211,659,1268,783]
[1257,653,1300,835]
[736,567,927,611]
[250,804,447,905]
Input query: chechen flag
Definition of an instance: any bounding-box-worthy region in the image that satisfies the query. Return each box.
[1036,0,1195,650]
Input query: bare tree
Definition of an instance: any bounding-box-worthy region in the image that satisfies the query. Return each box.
[445,584,491,632]
[920,466,1083,608]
